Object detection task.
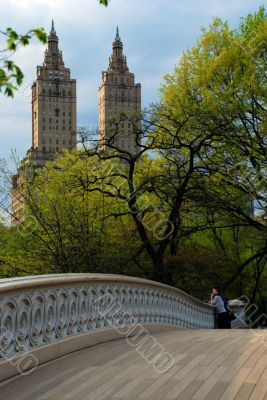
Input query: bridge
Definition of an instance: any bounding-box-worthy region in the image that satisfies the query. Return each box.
[0,274,266,399]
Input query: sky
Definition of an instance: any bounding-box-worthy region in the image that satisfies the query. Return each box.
[0,0,264,164]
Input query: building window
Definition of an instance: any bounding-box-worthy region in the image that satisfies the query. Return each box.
[69,112,71,117]
[56,126,58,130]
[63,140,65,145]
[56,147,59,152]
[49,139,52,144]
[42,89,45,94]
[68,91,71,95]
[63,120,65,124]
[63,111,65,116]
[56,140,58,145]
[43,146,46,151]
[63,126,65,131]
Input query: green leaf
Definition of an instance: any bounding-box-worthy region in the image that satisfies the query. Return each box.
[5,28,18,40]
[99,0,109,5]
[1,26,48,97]
[14,66,24,85]
[20,35,31,46]
[5,60,14,71]
[7,39,16,51]
[31,28,47,44]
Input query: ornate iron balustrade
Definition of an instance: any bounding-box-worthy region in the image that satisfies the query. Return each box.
[0,274,214,360]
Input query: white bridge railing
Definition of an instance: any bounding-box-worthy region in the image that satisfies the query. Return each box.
[0,274,214,361]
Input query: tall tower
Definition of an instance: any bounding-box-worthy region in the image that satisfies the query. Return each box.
[11,21,77,224]
[31,20,77,166]
[98,28,141,154]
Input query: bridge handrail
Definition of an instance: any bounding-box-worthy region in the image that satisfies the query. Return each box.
[0,273,215,361]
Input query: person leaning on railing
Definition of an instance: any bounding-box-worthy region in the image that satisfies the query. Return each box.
[210,288,231,329]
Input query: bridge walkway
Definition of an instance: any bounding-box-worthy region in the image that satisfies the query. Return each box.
[1,330,267,400]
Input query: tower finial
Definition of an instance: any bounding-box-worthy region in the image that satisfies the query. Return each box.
[50,19,56,35]
[114,26,121,42]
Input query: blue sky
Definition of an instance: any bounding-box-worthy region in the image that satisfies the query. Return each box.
[0,0,264,164]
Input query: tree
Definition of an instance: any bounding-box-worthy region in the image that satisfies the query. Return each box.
[159,6,267,288]
[1,6,266,310]
[75,7,267,291]
[8,150,150,277]
[77,103,230,285]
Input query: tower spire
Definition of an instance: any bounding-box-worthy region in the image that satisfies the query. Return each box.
[50,19,56,36]
[44,20,63,67]
[114,26,121,43]
[109,26,128,72]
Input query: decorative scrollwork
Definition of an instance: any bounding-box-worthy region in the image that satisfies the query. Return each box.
[0,279,215,358]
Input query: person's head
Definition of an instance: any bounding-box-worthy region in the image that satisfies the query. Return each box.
[212,287,219,295]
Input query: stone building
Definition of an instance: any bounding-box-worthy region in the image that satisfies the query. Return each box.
[98,28,141,154]
[11,21,77,224]
[31,20,77,163]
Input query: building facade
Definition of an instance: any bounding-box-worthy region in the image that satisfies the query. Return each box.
[31,20,77,166]
[11,21,77,224]
[98,28,141,154]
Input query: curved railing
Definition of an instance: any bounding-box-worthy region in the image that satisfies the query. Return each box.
[0,274,214,379]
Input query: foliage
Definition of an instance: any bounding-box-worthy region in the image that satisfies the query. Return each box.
[0,7,266,309]
[0,27,47,97]
[159,6,267,287]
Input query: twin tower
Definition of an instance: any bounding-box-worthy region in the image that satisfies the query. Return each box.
[29,22,141,168]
